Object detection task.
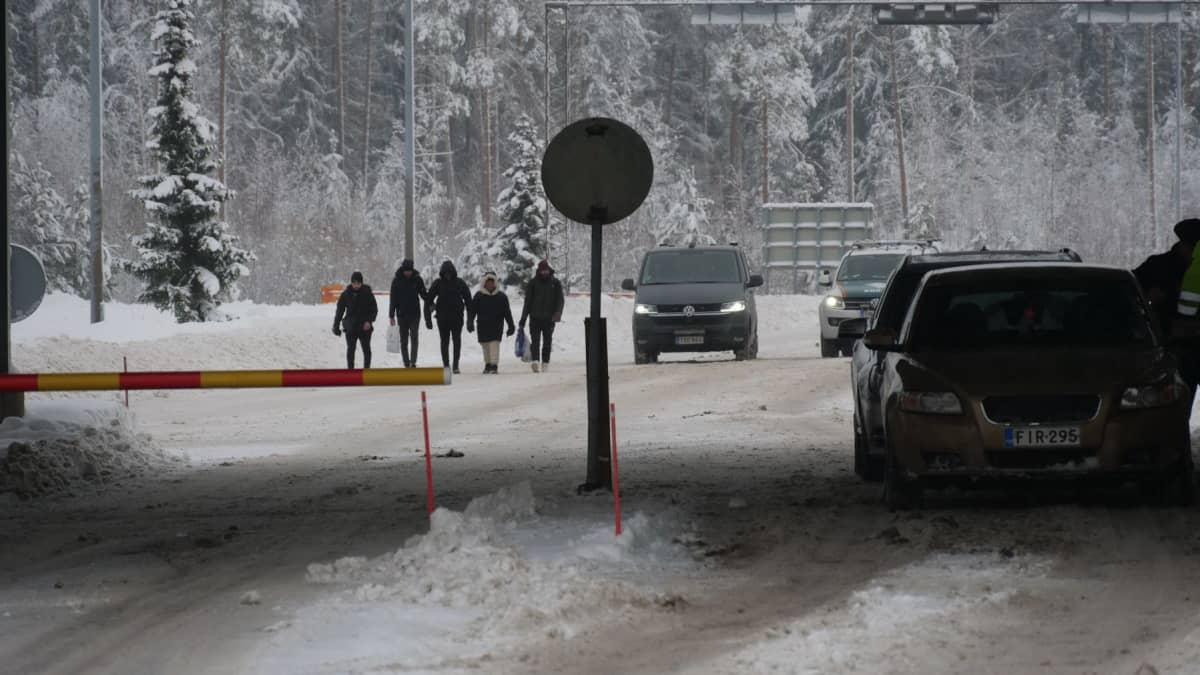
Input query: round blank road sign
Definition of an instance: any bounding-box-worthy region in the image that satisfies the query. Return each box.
[541,117,654,226]
[11,244,47,323]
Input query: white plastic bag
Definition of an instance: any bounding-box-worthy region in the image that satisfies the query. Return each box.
[386,324,401,353]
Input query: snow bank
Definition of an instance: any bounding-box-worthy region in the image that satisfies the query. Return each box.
[14,291,825,375]
[0,400,180,498]
[255,484,688,672]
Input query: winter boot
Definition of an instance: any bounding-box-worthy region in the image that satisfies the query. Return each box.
[540,362,550,373]
[531,362,541,373]
[453,365,461,375]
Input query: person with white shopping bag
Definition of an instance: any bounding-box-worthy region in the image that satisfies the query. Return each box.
[467,272,516,374]
[388,259,428,367]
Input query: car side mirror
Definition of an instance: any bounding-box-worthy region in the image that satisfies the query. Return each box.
[621,278,637,291]
[746,274,764,289]
[817,270,833,287]
[863,328,900,352]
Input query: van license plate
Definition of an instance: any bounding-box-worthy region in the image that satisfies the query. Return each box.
[675,335,704,346]
[1004,427,1081,448]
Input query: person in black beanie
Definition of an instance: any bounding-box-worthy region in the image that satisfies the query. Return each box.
[425,260,472,374]
[333,271,378,369]
[389,259,428,368]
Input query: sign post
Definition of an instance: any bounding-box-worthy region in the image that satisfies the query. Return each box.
[542,118,653,492]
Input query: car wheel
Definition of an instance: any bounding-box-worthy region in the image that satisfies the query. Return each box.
[735,331,759,361]
[854,424,884,482]
[634,347,657,365]
[820,339,839,358]
[1146,453,1197,507]
[883,441,922,510]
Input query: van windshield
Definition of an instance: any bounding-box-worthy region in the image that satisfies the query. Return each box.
[837,254,905,281]
[640,250,742,285]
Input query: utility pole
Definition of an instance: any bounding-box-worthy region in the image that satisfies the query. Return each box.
[4,12,26,419]
[89,0,104,324]
[1147,26,1157,247]
[889,30,909,227]
[847,21,855,201]
[403,0,416,260]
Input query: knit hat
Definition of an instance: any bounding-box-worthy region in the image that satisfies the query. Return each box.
[536,260,553,274]
[1174,219,1200,246]
[351,271,364,283]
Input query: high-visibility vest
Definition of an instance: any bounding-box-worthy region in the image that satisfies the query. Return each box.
[1179,253,1200,317]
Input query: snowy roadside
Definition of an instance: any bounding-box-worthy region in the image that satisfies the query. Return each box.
[0,400,182,499]
[248,483,694,674]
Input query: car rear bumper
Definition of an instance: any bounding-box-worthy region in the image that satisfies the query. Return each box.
[887,401,1191,481]
[633,313,751,352]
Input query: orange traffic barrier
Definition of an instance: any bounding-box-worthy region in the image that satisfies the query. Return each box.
[0,367,451,392]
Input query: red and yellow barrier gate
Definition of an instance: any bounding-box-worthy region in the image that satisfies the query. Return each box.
[0,367,451,392]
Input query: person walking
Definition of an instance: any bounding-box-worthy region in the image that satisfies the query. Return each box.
[425,260,472,374]
[467,272,516,374]
[1134,218,1200,337]
[518,260,565,373]
[389,259,428,368]
[333,271,378,369]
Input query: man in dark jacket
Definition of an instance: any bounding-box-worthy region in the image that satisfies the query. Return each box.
[467,272,516,374]
[1134,218,1200,337]
[518,260,565,373]
[389,259,428,368]
[333,271,379,369]
[425,260,473,374]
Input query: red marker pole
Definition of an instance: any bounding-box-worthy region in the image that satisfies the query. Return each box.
[421,391,435,516]
[610,402,622,536]
[122,357,129,408]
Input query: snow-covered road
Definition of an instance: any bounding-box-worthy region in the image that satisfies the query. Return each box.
[2,295,1199,674]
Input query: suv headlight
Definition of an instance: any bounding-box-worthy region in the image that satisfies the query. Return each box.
[720,300,746,313]
[900,392,964,415]
[634,303,657,315]
[824,296,845,310]
[1121,378,1186,409]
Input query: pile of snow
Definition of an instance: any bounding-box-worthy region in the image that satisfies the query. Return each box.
[305,482,678,636]
[0,400,180,499]
[255,483,688,672]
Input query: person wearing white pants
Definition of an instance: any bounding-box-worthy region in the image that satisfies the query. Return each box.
[467,272,516,374]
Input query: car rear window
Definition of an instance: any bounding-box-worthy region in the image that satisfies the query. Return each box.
[909,279,1153,351]
[640,250,742,285]
[837,253,905,281]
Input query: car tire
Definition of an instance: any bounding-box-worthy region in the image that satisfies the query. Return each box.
[634,347,658,365]
[820,339,839,358]
[884,441,922,510]
[735,331,759,361]
[854,425,885,483]
[1147,453,1197,507]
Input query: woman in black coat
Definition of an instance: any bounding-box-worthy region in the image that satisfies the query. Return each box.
[467,272,516,374]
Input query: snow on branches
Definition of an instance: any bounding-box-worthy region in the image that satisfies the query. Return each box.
[128,0,253,323]
[490,114,547,288]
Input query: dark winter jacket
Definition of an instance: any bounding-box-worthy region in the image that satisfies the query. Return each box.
[389,260,428,321]
[426,261,473,326]
[334,285,379,334]
[468,275,516,343]
[520,271,566,323]
[1134,247,1190,335]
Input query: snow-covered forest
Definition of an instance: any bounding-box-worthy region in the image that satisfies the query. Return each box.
[6,0,1200,303]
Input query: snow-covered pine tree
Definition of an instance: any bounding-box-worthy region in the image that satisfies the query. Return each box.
[456,207,495,289]
[491,114,547,288]
[128,0,253,323]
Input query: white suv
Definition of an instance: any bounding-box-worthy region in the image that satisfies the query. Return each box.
[817,241,938,357]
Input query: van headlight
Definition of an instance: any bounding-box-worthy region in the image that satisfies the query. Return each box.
[824,296,845,310]
[1121,378,1185,409]
[634,303,657,315]
[720,301,746,313]
[900,392,964,415]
